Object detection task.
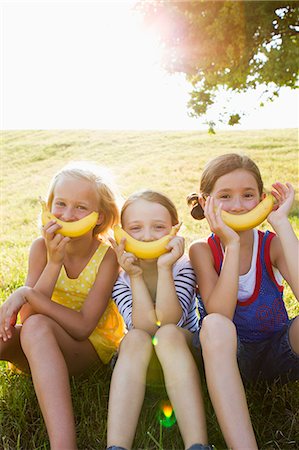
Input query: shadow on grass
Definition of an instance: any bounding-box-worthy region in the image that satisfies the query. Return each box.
[0,364,298,450]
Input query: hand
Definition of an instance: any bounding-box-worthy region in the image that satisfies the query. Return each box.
[109,237,143,278]
[204,196,240,246]
[0,287,29,341]
[157,235,185,268]
[267,182,295,228]
[42,220,70,264]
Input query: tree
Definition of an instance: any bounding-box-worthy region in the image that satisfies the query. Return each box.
[138,1,299,126]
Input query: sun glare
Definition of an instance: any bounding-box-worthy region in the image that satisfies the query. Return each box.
[4,1,189,130]
[2,1,298,130]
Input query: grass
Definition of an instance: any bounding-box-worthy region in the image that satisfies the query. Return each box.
[1,129,298,449]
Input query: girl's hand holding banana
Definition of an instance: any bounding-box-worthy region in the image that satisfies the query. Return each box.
[267,182,294,229]
[109,237,143,278]
[204,196,240,248]
[157,235,185,269]
[42,219,71,265]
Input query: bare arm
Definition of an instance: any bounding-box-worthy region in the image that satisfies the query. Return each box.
[109,237,157,333]
[155,236,185,325]
[190,240,239,319]
[0,235,54,337]
[130,274,158,333]
[190,196,240,319]
[23,248,119,340]
[268,182,299,299]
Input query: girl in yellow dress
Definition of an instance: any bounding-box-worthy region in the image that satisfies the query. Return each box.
[0,162,125,450]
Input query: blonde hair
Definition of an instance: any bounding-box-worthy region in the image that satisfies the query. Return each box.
[47,162,120,236]
[121,190,179,226]
[187,153,264,220]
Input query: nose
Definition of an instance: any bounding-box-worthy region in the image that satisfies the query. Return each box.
[142,228,154,242]
[230,197,244,212]
[61,207,76,222]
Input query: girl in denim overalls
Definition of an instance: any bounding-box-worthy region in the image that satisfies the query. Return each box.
[188,153,298,450]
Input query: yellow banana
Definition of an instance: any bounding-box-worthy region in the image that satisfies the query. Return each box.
[40,200,99,237]
[221,195,274,231]
[113,223,181,259]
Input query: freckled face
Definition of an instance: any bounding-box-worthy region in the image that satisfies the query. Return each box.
[122,199,172,241]
[210,169,261,214]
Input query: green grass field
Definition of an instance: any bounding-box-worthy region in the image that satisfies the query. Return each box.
[1,129,298,449]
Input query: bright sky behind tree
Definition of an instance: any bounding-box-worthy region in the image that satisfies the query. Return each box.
[1,0,298,131]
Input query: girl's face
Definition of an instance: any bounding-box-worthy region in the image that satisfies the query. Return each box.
[122,199,172,241]
[51,177,99,222]
[210,169,262,214]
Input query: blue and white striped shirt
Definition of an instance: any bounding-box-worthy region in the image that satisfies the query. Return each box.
[112,255,199,333]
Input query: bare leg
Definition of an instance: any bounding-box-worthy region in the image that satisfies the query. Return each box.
[154,324,208,448]
[200,314,258,450]
[0,325,30,373]
[20,314,100,450]
[107,329,153,449]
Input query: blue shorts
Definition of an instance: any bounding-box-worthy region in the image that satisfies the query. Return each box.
[237,318,299,384]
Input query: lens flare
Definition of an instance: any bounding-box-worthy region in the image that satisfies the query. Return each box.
[162,404,172,418]
[152,336,158,346]
[157,400,176,428]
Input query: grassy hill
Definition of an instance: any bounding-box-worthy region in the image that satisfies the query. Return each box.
[1,129,298,449]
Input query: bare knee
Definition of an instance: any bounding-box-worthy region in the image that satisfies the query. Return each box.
[154,324,186,355]
[200,313,237,355]
[20,314,56,353]
[118,329,153,361]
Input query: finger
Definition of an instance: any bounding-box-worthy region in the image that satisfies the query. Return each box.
[0,326,8,341]
[108,237,117,249]
[121,252,137,264]
[4,315,12,332]
[57,236,71,250]
[173,221,182,234]
[43,223,62,239]
[114,238,126,256]
[166,236,184,250]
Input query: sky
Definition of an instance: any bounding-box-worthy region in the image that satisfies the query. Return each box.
[1,0,298,131]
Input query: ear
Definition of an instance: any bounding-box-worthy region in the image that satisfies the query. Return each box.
[261,192,266,200]
[97,212,104,225]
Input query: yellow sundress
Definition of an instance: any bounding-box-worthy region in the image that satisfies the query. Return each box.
[52,242,125,364]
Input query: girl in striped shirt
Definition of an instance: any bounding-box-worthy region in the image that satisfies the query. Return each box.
[107,190,212,450]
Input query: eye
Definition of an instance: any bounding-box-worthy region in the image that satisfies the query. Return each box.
[130,226,141,232]
[55,201,65,207]
[77,205,87,210]
[244,193,254,198]
[219,194,230,199]
[155,225,166,230]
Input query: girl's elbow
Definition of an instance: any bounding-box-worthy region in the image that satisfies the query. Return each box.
[75,328,92,341]
[75,319,96,341]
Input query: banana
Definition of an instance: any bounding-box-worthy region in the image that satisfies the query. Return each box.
[220,195,274,231]
[40,200,99,237]
[113,223,181,259]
